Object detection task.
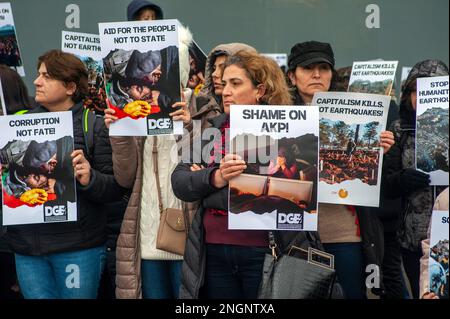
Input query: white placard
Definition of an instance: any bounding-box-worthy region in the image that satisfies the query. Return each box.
[1,112,77,225]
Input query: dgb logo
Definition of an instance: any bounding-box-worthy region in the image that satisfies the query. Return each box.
[277,212,304,230]
[44,204,68,222]
[147,118,172,134]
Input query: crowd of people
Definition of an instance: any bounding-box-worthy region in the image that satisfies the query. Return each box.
[0,0,448,302]
[0,35,21,68]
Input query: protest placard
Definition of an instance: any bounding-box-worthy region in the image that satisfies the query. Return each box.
[0,112,77,225]
[428,210,449,299]
[0,2,24,76]
[99,19,182,136]
[0,78,6,116]
[62,30,107,114]
[262,53,288,70]
[313,92,390,207]
[228,105,319,231]
[187,40,206,96]
[348,60,398,96]
[416,76,449,185]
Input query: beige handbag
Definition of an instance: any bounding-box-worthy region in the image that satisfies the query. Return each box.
[153,137,189,256]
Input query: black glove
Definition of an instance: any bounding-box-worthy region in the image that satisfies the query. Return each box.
[398,168,430,194]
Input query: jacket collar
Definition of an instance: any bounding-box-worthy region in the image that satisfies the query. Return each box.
[33,101,84,115]
[208,113,228,129]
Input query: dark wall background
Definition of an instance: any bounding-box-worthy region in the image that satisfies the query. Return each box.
[9,0,450,94]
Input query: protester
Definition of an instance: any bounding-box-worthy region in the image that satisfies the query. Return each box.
[287,41,395,299]
[0,64,35,114]
[190,43,258,130]
[3,50,125,299]
[383,59,449,298]
[103,26,193,299]
[0,64,33,299]
[420,187,448,299]
[335,62,407,298]
[127,0,163,21]
[172,50,325,299]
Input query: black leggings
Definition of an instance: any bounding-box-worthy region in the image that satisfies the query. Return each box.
[401,248,422,299]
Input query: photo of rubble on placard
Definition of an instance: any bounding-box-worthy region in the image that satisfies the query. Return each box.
[416,107,449,174]
[348,79,393,95]
[319,119,382,186]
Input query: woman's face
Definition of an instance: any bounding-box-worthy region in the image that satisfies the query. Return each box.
[136,8,156,21]
[34,63,75,110]
[211,55,227,96]
[289,63,332,103]
[410,90,417,110]
[221,64,260,114]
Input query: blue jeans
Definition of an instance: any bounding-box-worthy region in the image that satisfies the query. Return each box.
[15,245,106,299]
[141,259,182,299]
[205,244,269,299]
[323,242,366,299]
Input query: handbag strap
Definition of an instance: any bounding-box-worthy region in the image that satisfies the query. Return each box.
[268,231,279,260]
[152,136,190,236]
[152,136,164,215]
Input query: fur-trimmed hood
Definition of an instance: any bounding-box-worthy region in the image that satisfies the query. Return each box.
[178,24,193,89]
[201,43,257,96]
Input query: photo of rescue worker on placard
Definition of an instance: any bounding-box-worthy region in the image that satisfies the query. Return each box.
[99,20,181,136]
[187,40,206,96]
[0,112,77,226]
[228,105,319,231]
[429,211,449,299]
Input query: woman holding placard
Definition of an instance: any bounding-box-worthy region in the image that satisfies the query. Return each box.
[384,59,449,298]
[171,50,325,299]
[287,41,395,299]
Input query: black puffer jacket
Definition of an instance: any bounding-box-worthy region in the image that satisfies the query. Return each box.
[383,59,448,252]
[172,114,324,299]
[6,103,125,256]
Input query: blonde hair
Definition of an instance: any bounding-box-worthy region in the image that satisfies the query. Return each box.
[224,51,292,105]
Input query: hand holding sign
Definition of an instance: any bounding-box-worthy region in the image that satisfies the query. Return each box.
[169,101,190,124]
[72,150,91,186]
[379,130,395,154]
[103,107,118,129]
[212,154,247,188]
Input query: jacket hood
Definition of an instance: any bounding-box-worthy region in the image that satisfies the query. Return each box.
[127,0,163,21]
[400,59,449,125]
[201,43,257,96]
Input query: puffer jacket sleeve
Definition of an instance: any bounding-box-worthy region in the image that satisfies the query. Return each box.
[78,119,126,203]
[171,163,220,202]
[109,136,138,189]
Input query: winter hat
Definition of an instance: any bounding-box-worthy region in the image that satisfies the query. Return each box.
[127,0,164,21]
[288,41,335,71]
[402,59,449,93]
[22,140,57,169]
